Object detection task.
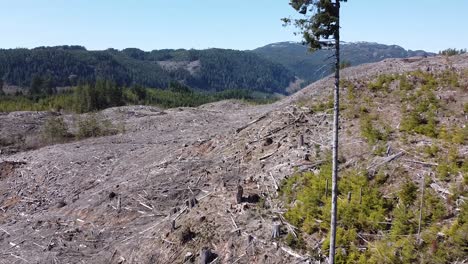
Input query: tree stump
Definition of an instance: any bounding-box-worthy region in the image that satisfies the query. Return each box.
[184,252,194,262]
[298,134,304,148]
[199,247,217,264]
[236,184,243,204]
[180,226,195,244]
[271,224,280,239]
[186,196,198,208]
[246,234,253,246]
[246,235,255,256]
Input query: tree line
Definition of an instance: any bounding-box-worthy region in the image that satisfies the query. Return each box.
[0,80,276,113]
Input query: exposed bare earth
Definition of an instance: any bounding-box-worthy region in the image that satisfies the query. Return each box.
[0,55,467,263]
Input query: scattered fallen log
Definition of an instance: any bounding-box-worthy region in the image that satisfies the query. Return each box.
[230,213,239,229]
[403,159,438,167]
[269,172,279,191]
[117,196,122,213]
[138,201,153,210]
[280,246,309,260]
[235,115,267,133]
[259,150,278,161]
[278,214,298,238]
[430,183,452,196]
[367,151,404,172]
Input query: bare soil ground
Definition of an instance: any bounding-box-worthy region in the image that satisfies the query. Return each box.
[0,54,467,264]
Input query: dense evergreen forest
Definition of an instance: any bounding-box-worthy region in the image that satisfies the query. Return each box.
[0,46,295,94]
[0,80,277,113]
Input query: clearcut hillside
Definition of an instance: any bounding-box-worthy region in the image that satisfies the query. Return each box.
[0,54,466,264]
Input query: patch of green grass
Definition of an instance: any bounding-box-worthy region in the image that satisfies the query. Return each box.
[368,74,397,93]
[400,89,439,138]
[439,70,460,88]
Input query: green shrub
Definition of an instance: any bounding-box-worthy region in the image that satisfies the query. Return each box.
[341,79,356,101]
[41,116,71,143]
[398,181,418,207]
[436,162,456,181]
[310,96,334,112]
[368,74,397,92]
[360,115,390,146]
[400,103,438,138]
[398,75,413,91]
[76,114,118,139]
[423,190,447,223]
[284,233,305,250]
[439,70,460,88]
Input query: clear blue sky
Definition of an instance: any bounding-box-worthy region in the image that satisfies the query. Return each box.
[0,0,466,52]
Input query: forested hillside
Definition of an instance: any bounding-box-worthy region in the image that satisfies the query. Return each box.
[253,41,434,84]
[0,46,295,94]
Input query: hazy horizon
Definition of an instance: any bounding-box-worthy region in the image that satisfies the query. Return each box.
[0,40,443,53]
[0,0,467,53]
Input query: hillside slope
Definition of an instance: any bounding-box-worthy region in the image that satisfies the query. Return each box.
[0,54,466,263]
[253,41,434,85]
[0,47,295,94]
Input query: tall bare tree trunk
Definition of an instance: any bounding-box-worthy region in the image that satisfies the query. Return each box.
[417,174,425,238]
[329,1,340,263]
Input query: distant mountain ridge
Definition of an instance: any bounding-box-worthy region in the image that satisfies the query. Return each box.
[0,42,435,95]
[252,41,435,84]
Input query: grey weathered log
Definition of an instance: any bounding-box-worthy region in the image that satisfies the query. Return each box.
[271,224,280,239]
[235,114,266,133]
[117,196,122,213]
[269,172,279,191]
[236,184,243,204]
[367,151,404,171]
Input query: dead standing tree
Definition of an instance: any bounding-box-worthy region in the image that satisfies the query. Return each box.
[283,0,348,263]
